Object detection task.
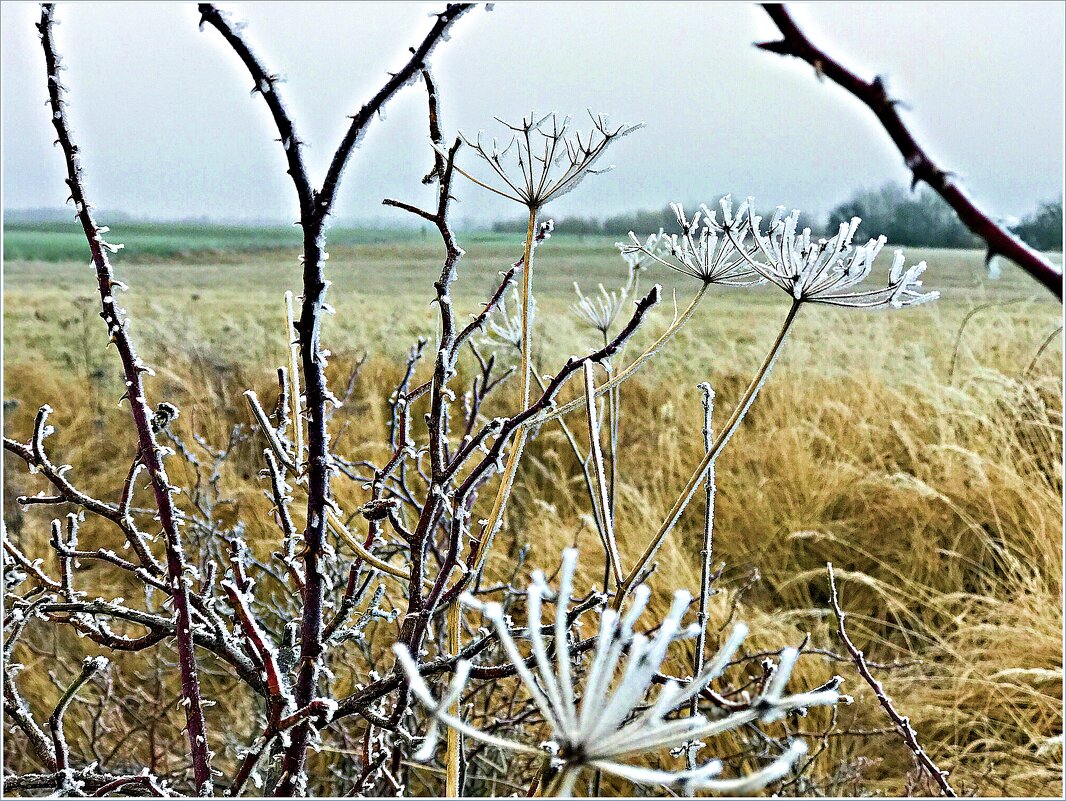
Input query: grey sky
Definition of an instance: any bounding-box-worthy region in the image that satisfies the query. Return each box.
[2,1,1063,226]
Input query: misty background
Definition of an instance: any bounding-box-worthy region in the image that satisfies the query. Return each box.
[2,1,1063,231]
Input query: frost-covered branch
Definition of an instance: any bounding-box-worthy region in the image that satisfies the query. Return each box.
[826,563,958,797]
[757,3,1062,300]
[37,5,213,790]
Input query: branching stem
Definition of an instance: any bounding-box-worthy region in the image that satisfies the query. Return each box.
[826,563,958,797]
[38,6,213,791]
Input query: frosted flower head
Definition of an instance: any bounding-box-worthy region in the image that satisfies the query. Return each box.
[393,549,848,797]
[571,282,626,338]
[733,199,939,308]
[623,199,767,286]
[482,285,530,352]
[618,226,666,275]
[451,112,642,210]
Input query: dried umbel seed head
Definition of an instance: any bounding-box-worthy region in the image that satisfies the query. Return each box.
[733,198,939,308]
[629,195,939,309]
[394,549,848,797]
[449,111,642,210]
[623,200,765,286]
[481,285,530,352]
[571,282,626,338]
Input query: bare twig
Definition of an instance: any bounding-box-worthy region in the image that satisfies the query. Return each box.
[50,656,109,794]
[826,563,958,797]
[757,3,1062,299]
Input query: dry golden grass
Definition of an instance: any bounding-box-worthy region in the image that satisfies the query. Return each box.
[3,240,1062,796]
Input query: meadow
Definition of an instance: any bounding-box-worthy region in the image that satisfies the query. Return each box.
[2,227,1063,796]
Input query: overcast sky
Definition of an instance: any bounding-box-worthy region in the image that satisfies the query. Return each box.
[2,1,1063,226]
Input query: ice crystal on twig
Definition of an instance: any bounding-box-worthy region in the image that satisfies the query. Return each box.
[394,549,847,796]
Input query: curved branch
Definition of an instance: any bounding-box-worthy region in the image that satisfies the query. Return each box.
[197,3,316,216]
[317,4,475,218]
[757,3,1062,300]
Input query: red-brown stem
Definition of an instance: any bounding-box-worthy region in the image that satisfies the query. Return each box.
[37,6,213,793]
[197,5,473,792]
[758,3,1062,300]
[222,581,287,726]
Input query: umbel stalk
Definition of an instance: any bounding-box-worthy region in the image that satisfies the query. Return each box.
[615,299,802,608]
[520,207,538,407]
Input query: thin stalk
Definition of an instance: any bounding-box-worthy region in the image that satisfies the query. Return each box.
[533,372,607,548]
[826,563,958,796]
[607,370,620,521]
[615,300,802,609]
[445,602,462,797]
[520,207,538,408]
[284,291,304,469]
[468,427,528,576]
[687,382,716,770]
[539,283,709,423]
[583,362,624,587]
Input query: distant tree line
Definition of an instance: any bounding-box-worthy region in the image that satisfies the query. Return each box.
[825,184,980,248]
[1011,197,1063,251]
[492,184,1063,251]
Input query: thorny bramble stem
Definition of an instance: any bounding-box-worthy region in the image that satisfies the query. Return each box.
[196,4,472,793]
[37,5,214,792]
[758,3,1061,300]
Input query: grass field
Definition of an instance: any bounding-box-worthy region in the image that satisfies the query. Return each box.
[3,229,1063,796]
[1,219,519,263]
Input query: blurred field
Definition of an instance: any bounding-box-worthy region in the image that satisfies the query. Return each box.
[3,231,1063,796]
[1,219,524,263]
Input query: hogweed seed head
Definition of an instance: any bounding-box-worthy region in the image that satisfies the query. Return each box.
[624,199,766,286]
[394,549,847,796]
[734,197,939,308]
[627,195,939,309]
[449,112,642,210]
